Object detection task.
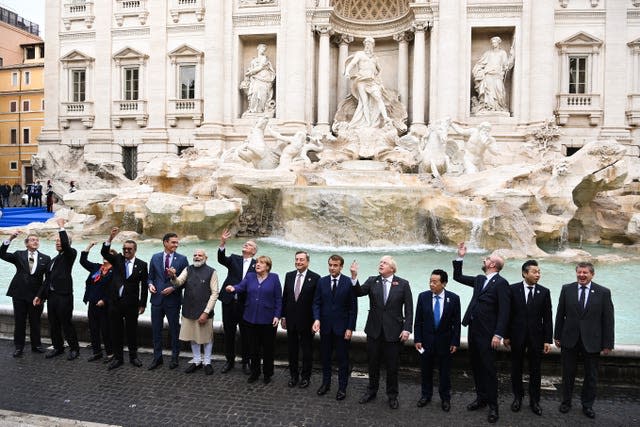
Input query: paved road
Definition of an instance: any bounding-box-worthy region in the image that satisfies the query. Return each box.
[0,339,638,426]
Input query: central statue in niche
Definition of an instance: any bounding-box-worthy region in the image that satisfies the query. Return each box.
[331,37,408,161]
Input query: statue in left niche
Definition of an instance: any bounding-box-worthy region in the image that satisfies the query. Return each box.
[240,44,276,117]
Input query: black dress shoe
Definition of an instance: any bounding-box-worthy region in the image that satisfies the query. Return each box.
[169,359,179,370]
[104,355,114,364]
[388,398,399,409]
[582,406,596,419]
[263,376,272,384]
[247,374,260,383]
[488,406,499,423]
[108,359,124,370]
[242,363,252,375]
[45,348,64,359]
[184,363,201,374]
[417,397,430,407]
[148,358,163,370]
[359,392,377,404]
[559,402,571,413]
[317,383,330,396]
[511,398,522,412]
[441,400,451,412]
[336,390,346,401]
[299,378,310,388]
[130,358,143,367]
[31,346,45,354]
[13,349,23,358]
[67,350,79,361]
[288,377,299,388]
[530,402,542,416]
[87,353,103,362]
[221,361,233,373]
[204,364,214,375]
[467,400,487,411]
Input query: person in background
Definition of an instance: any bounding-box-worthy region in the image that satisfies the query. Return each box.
[80,241,114,363]
[68,181,77,193]
[34,181,43,208]
[45,181,54,213]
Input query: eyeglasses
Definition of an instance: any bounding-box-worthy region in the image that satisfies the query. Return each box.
[123,247,135,251]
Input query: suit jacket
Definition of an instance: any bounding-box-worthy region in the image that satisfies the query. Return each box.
[1,243,50,301]
[101,243,148,308]
[147,251,188,307]
[554,281,614,353]
[414,290,461,355]
[217,248,256,305]
[38,229,77,299]
[80,251,112,304]
[282,269,320,331]
[452,260,510,339]
[312,274,357,336]
[505,282,553,351]
[354,275,413,342]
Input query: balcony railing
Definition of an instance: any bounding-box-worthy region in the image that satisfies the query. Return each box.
[60,101,94,128]
[62,1,95,30]
[167,98,203,127]
[169,0,204,23]
[627,94,640,126]
[114,0,148,26]
[555,93,602,126]
[112,99,148,127]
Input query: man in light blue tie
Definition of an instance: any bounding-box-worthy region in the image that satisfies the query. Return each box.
[414,269,461,412]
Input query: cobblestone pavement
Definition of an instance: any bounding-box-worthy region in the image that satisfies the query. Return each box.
[0,339,638,426]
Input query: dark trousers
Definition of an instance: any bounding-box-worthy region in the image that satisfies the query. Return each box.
[366,335,401,398]
[320,333,350,391]
[151,303,180,361]
[222,300,249,364]
[12,297,43,350]
[47,292,79,352]
[286,327,314,380]
[420,350,452,401]
[468,326,498,407]
[87,302,112,355]
[110,301,140,362]
[561,337,599,408]
[510,336,543,403]
[1,195,8,207]
[246,322,276,378]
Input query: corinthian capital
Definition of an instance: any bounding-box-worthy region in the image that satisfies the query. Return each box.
[315,25,334,36]
[393,32,413,43]
[412,21,430,32]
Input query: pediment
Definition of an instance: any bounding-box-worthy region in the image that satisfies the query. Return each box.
[628,37,640,48]
[60,49,95,63]
[168,44,203,59]
[556,31,603,48]
[113,47,149,61]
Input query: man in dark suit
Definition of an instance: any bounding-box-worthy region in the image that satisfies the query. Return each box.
[34,217,80,360]
[1,230,50,357]
[503,260,552,416]
[555,262,614,420]
[101,227,148,370]
[217,228,256,374]
[312,254,357,401]
[281,251,320,388]
[453,242,510,424]
[147,232,188,370]
[351,255,413,409]
[414,269,461,412]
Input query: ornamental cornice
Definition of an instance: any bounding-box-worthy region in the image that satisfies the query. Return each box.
[466,5,522,18]
[233,12,281,27]
[329,11,418,39]
[111,28,151,37]
[59,32,96,41]
[167,24,205,34]
[554,10,606,21]
[629,10,640,19]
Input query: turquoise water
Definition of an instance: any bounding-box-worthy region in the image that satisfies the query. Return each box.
[0,238,637,345]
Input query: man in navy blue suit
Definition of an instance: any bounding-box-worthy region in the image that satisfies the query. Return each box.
[312,254,357,401]
[453,242,510,424]
[503,260,553,416]
[414,269,460,412]
[147,232,188,370]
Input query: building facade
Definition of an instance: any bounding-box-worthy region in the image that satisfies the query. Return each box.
[41,0,640,181]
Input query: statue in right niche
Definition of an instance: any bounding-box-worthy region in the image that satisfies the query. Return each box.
[471,36,515,115]
[240,44,276,117]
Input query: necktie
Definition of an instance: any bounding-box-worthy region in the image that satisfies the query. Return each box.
[383,279,389,304]
[331,278,337,297]
[433,295,441,329]
[579,285,587,311]
[28,252,35,272]
[294,273,303,301]
[125,260,132,279]
[165,254,170,269]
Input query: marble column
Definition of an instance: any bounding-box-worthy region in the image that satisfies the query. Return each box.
[394,32,411,105]
[336,34,354,101]
[281,0,308,128]
[315,25,333,133]
[526,0,555,122]
[40,0,62,145]
[411,22,427,133]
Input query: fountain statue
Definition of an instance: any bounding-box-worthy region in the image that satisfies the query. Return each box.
[240,44,276,118]
[471,36,515,116]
